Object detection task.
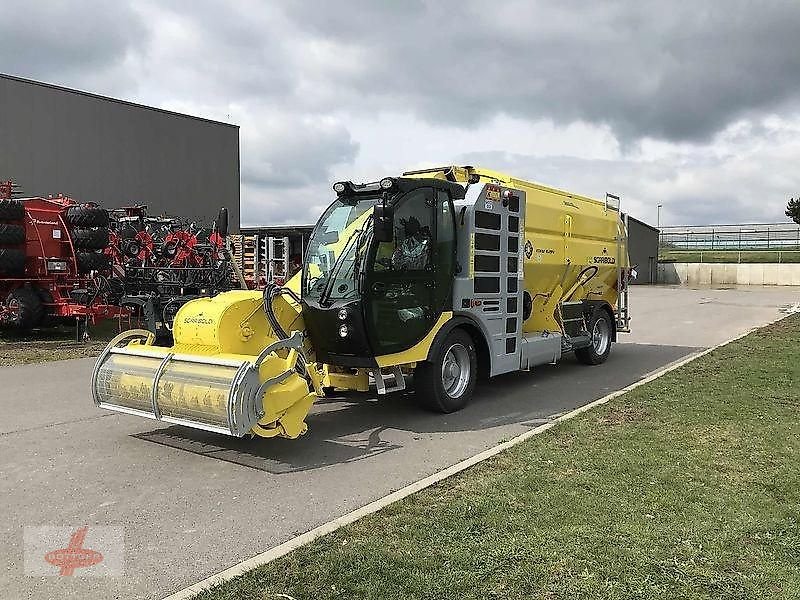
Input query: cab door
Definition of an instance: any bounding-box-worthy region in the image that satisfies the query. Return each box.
[365,187,439,356]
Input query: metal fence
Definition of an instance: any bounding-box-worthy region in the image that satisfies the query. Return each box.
[659,223,800,263]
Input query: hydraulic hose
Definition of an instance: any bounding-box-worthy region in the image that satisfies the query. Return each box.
[262,283,311,386]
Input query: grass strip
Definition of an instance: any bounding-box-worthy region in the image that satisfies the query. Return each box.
[0,321,117,366]
[197,316,800,600]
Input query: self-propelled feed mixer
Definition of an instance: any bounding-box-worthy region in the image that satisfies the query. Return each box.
[91,166,632,439]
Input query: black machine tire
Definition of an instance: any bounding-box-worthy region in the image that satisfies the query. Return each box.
[71,227,109,249]
[4,286,45,331]
[415,328,478,413]
[0,223,25,245]
[0,199,24,221]
[575,307,614,365]
[75,250,109,274]
[66,205,109,228]
[121,238,144,259]
[0,248,25,275]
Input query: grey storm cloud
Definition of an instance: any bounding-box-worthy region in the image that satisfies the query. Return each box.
[0,1,147,87]
[241,116,359,189]
[282,0,800,142]
[10,1,798,145]
[457,145,798,226]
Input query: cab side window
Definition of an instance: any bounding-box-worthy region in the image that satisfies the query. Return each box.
[373,188,433,272]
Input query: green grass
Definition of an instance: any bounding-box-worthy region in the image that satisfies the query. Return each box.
[0,319,118,366]
[195,315,800,600]
[660,249,800,263]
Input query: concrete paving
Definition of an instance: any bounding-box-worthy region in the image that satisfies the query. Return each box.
[0,285,797,599]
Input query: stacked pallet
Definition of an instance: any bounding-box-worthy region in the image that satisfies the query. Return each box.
[228,233,261,282]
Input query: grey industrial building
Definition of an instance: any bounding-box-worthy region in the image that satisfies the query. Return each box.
[627,215,659,284]
[0,74,240,230]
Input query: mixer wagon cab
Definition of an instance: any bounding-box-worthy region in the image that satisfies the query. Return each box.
[92,166,632,438]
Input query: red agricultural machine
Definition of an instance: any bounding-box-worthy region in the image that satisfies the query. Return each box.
[105,205,245,341]
[0,181,128,337]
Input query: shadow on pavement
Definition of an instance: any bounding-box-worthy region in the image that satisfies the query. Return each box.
[135,342,698,474]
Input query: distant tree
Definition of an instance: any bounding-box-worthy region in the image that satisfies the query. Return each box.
[787,197,800,225]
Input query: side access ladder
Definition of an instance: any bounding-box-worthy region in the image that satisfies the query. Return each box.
[607,193,631,333]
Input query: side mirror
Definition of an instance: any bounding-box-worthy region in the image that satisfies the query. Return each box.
[216,207,229,237]
[373,203,394,243]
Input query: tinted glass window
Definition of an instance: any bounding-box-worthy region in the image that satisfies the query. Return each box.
[373,188,433,272]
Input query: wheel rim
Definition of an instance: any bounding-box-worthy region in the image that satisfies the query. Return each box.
[592,317,611,355]
[441,343,470,398]
[6,299,22,322]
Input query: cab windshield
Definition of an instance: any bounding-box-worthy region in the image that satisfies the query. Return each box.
[303,197,376,302]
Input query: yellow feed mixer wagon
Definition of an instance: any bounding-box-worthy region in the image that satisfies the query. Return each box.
[92,166,632,439]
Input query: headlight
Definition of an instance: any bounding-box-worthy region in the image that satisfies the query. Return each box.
[338,324,349,338]
[337,308,348,321]
[333,182,346,194]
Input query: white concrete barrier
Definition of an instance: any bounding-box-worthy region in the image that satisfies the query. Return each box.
[658,262,800,286]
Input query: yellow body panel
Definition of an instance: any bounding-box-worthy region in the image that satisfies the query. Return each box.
[322,365,370,392]
[375,311,452,368]
[405,165,627,333]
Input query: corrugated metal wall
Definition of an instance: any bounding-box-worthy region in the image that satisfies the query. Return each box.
[0,74,240,230]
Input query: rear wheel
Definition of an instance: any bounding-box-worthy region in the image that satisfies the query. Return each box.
[71,227,109,249]
[0,223,25,245]
[415,328,477,413]
[66,205,109,228]
[76,250,110,274]
[4,287,44,331]
[0,248,25,275]
[575,308,613,365]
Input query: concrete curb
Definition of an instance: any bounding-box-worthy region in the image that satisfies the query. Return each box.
[163,315,791,600]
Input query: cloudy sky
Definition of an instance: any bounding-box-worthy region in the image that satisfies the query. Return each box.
[3,0,800,227]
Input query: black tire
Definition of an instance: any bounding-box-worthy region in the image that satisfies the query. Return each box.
[0,248,25,275]
[71,227,109,249]
[122,238,142,259]
[76,251,110,274]
[575,308,613,365]
[0,199,24,221]
[66,205,109,228]
[4,286,44,331]
[0,223,25,245]
[414,328,478,413]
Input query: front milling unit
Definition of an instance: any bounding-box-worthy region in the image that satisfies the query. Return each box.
[92,166,632,439]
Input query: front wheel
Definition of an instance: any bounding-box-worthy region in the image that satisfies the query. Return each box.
[575,308,613,365]
[414,329,477,413]
[4,287,45,331]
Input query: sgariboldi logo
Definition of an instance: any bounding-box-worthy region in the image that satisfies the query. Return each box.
[44,526,103,576]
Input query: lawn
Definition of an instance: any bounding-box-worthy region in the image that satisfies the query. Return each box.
[0,320,118,366]
[194,315,800,600]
